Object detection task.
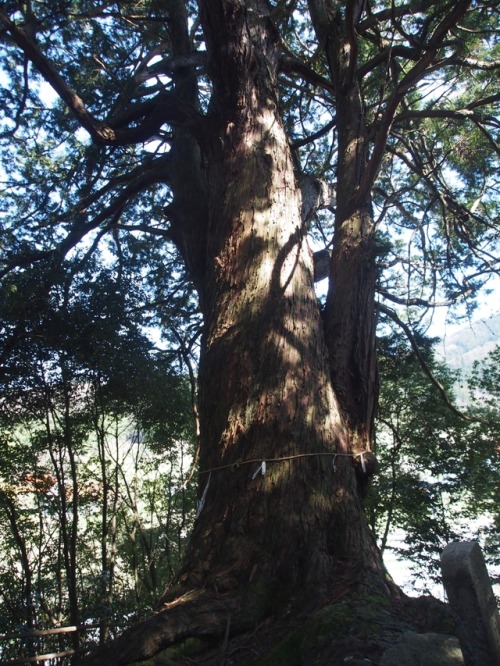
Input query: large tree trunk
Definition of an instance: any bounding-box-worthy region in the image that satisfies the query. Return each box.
[167,1,385,603]
[310,0,379,461]
[80,3,390,663]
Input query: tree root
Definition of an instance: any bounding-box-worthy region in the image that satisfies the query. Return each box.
[76,591,243,665]
[76,585,457,666]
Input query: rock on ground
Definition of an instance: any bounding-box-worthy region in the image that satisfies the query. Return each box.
[380,631,463,666]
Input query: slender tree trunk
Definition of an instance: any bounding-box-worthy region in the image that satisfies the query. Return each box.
[61,367,81,646]
[1,491,35,632]
[92,384,110,643]
[44,366,80,651]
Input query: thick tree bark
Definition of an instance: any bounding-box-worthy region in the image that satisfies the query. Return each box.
[2,0,485,663]
[164,0,385,603]
[80,2,389,663]
[309,0,379,458]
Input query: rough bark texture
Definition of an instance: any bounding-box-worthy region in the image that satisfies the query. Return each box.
[1,0,486,662]
[80,2,393,663]
[165,0,385,603]
[309,0,379,459]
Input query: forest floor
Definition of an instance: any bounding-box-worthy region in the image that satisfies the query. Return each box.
[139,591,456,666]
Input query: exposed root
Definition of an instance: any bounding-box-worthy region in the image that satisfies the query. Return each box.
[76,565,454,666]
[76,591,243,665]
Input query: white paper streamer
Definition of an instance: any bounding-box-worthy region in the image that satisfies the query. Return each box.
[196,471,211,517]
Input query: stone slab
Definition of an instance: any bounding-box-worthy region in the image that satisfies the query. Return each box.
[441,541,500,666]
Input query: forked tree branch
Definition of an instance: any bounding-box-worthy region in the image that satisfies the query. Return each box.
[356,0,472,204]
[0,9,205,145]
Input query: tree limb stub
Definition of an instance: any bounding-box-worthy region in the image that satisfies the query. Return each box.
[300,174,337,224]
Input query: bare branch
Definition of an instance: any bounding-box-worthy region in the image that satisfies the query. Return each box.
[357,45,421,78]
[452,57,500,70]
[376,286,475,309]
[291,117,336,149]
[466,92,500,110]
[279,54,336,94]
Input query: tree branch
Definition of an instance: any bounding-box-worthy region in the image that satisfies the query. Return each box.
[0,8,112,141]
[279,54,336,94]
[291,117,337,149]
[344,0,365,89]
[0,9,205,146]
[452,57,500,70]
[377,302,474,422]
[395,107,499,130]
[376,286,475,309]
[357,45,421,78]
[1,157,170,278]
[356,0,472,204]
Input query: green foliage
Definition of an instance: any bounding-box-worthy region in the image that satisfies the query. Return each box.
[0,1,498,327]
[466,347,500,569]
[370,329,499,593]
[0,255,198,659]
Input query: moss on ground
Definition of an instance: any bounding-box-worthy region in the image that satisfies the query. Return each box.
[241,591,411,665]
[138,589,454,665]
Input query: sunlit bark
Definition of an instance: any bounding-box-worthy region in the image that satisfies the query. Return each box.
[161,0,387,606]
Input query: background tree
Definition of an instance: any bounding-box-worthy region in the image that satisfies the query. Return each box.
[369,328,499,595]
[0,1,499,663]
[465,345,500,576]
[0,262,197,660]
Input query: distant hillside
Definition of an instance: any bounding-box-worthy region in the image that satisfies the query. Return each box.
[438,312,500,373]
